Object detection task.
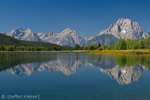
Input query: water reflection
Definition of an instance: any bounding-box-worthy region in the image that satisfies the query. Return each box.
[1,53,150,85]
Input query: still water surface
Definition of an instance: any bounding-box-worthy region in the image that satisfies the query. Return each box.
[0,53,150,100]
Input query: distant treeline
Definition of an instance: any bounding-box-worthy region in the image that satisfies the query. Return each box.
[1,37,149,51]
[0,45,73,51]
[1,32,150,51]
[73,37,150,50]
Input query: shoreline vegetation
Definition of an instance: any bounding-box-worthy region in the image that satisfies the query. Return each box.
[0,50,150,55]
[87,49,150,55]
[0,50,86,53]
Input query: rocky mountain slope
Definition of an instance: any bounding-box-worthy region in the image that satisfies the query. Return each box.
[6,28,42,42]
[86,34,118,45]
[98,18,149,40]
[38,28,86,46]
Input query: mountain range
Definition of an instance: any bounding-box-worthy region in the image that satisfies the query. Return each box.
[2,18,149,46]
[7,28,42,42]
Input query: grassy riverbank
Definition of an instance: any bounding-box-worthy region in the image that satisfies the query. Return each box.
[0,50,150,55]
[87,49,150,55]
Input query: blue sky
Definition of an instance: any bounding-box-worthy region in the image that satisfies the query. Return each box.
[0,0,150,37]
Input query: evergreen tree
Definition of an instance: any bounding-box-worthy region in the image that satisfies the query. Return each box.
[74,44,81,50]
[98,43,101,47]
[0,45,5,51]
[88,44,99,50]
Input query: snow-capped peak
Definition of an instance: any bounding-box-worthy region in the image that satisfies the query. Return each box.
[26,28,32,33]
[15,28,24,31]
[61,28,77,35]
[62,28,71,32]
[98,18,149,40]
[116,18,132,25]
[12,28,24,32]
[6,28,41,42]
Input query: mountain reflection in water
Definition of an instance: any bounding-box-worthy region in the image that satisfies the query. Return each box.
[1,53,150,85]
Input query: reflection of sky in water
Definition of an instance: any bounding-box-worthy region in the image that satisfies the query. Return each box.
[0,53,150,100]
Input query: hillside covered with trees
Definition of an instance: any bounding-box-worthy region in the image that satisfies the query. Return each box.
[0,33,72,51]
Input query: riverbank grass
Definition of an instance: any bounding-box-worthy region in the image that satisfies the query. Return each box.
[0,50,150,55]
[87,50,150,55]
